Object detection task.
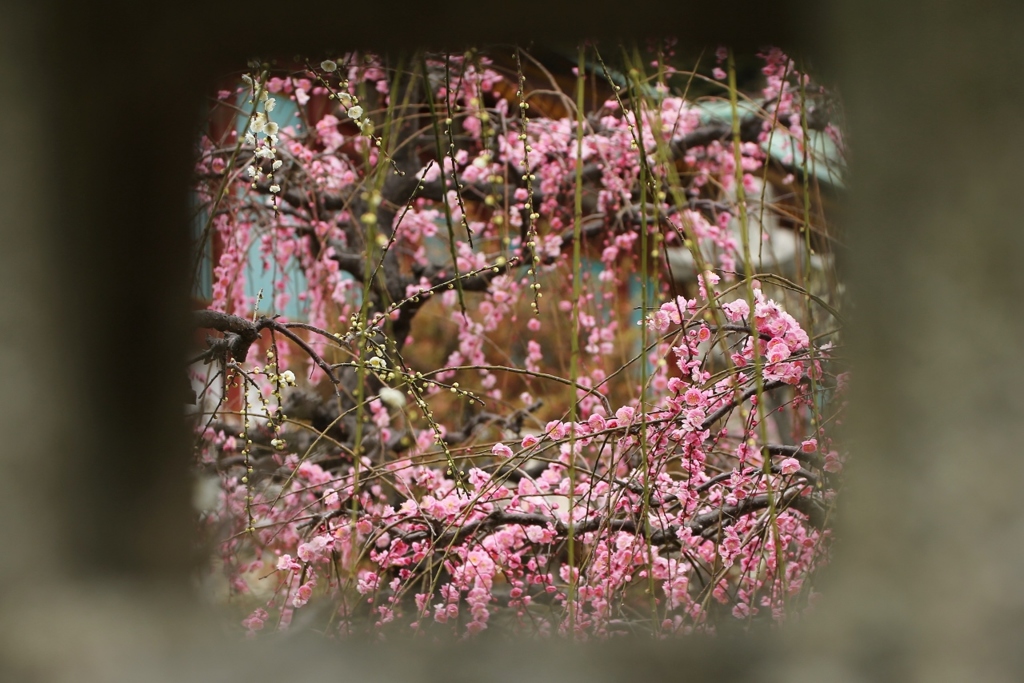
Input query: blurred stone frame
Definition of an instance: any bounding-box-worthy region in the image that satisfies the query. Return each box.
[4,1,1023,680]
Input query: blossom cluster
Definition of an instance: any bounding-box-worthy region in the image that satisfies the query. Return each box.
[190,45,844,640]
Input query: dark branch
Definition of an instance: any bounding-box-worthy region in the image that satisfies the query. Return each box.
[192,310,340,384]
[401,484,826,549]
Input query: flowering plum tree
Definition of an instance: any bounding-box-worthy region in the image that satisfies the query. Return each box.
[189,43,846,639]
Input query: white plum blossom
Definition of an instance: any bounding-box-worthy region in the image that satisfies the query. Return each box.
[378,386,406,409]
[249,112,267,133]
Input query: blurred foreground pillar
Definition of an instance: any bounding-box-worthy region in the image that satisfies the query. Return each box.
[3,0,1024,680]
[805,2,1024,680]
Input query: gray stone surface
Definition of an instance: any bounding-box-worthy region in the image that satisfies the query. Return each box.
[3,0,1024,680]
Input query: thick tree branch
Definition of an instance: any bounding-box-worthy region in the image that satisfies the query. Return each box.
[402,484,825,549]
[192,310,340,384]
